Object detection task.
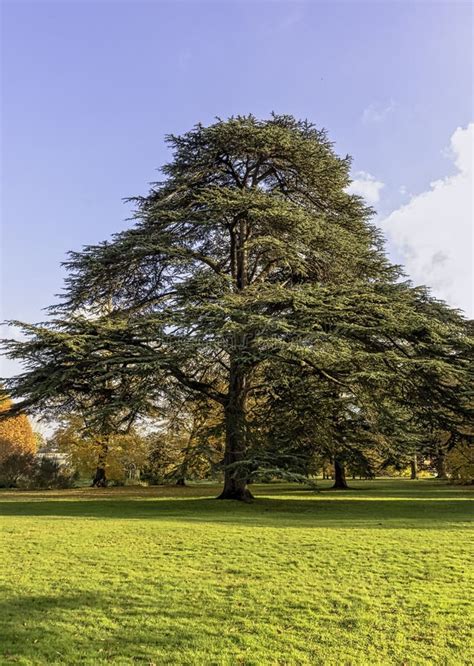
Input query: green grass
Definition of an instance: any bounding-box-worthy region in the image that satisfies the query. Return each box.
[0,480,472,665]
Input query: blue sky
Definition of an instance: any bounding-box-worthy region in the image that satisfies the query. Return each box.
[1,0,473,376]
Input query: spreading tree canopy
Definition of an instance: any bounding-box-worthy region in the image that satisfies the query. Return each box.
[2,316,166,485]
[2,115,472,498]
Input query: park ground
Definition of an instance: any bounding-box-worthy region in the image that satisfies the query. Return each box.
[0,479,473,665]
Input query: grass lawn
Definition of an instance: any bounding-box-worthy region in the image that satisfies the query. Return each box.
[0,479,472,665]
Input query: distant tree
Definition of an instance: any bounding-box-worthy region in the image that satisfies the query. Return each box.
[51,416,150,485]
[0,452,36,487]
[0,450,76,489]
[252,369,402,488]
[30,457,77,489]
[0,394,36,462]
[143,395,225,485]
[447,439,474,483]
[387,301,473,481]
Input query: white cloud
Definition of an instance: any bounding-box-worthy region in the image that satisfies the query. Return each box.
[381,123,474,317]
[346,171,385,204]
[362,100,395,124]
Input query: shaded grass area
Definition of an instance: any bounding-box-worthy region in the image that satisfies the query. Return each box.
[0,480,473,665]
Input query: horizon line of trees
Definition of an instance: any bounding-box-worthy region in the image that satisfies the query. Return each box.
[2,422,472,491]
[1,393,472,489]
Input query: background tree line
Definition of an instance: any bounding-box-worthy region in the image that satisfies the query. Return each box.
[1,397,472,488]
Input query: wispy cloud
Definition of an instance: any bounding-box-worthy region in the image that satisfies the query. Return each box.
[346,171,385,204]
[362,99,395,124]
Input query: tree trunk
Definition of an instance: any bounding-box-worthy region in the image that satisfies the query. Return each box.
[410,454,418,480]
[332,458,349,489]
[435,449,448,479]
[217,360,253,501]
[91,439,108,487]
[175,477,186,486]
[218,214,253,501]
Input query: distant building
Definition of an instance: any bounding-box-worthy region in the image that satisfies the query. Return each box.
[36,445,68,467]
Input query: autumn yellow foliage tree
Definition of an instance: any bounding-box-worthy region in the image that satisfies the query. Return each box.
[447,443,474,483]
[446,420,474,483]
[0,395,36,462]
[147,396,225,484]
[52,416,150,483]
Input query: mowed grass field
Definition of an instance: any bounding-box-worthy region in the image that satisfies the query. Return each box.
[0,480,472,665]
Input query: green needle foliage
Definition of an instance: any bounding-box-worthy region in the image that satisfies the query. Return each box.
[2,115,472,497]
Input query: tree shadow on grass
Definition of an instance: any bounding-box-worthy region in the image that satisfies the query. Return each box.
[0,591,227,664]
[0,493,472,528]
[0,592,103,663]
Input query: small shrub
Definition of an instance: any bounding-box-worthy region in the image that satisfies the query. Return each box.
[0,452,36,487]
[30,457,78,489]
[0,453,78,489]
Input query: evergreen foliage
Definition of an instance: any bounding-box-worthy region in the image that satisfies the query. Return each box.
[2,115,472,497]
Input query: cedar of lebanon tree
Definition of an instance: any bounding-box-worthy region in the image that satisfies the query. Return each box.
[59,115,402,500]
[2,115,472,499]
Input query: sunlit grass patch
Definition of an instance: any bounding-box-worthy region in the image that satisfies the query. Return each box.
[1,479,473,665]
